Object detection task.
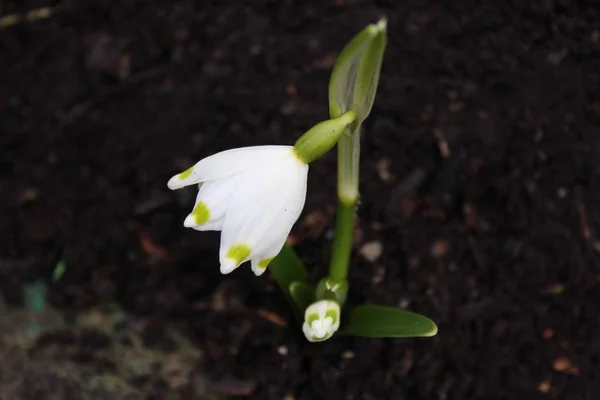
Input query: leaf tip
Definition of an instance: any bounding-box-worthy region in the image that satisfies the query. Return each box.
[374,17,387,33]
[425,322,438,337]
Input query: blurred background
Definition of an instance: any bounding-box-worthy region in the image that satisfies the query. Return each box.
[1,0,600,399]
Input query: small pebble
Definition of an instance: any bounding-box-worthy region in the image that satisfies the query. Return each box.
[550,283,565,294]
[553,357,579,375]
[376,158,393,182]
[341,350,355,359]
[553,357,570,371]
[449,101,465,113]
[557,187,568,198]
[277,345,289,356]
[360,241,383,262]
[538,380,551,394]
[20,188,39,202]
[431,239,450,258]
[285,84,297,96]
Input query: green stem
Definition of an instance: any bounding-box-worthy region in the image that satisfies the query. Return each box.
[329,123,360,281]
[337,125,360,203]
[328,200,356,281]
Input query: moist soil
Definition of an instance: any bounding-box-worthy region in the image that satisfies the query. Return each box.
[1,1,600,399]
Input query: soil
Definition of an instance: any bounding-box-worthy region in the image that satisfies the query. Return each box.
[1,0,600,399]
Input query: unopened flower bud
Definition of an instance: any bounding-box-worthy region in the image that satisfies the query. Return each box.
[302,300,341,342]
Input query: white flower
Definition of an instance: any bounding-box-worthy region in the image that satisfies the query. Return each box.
[167,146,308,276]
[302,300,341,342]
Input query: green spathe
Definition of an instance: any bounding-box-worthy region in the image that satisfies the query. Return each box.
[293,111,357,164]
[329,18,387,123]
[329,18,387,204]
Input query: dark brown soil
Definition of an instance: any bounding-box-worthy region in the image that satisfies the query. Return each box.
[2,1,600,399]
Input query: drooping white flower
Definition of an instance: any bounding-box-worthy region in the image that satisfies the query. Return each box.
[167,145,308,276]
[302,300,341,342]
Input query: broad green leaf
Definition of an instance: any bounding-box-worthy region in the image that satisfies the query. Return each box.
[269,243,309,319]
[342,305,438,338]
[329,19,387,122]
[289,281,315,313]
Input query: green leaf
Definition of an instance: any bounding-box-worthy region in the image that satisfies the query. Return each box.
[329,18,387,122]
[342,305,438,338]
[289,281,315,312]
[268,243,309,319]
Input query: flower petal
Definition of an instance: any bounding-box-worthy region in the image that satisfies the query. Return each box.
[167,146,295,190]
[183,178,238,231]
[249,214,298,277]
[219,155,308,274]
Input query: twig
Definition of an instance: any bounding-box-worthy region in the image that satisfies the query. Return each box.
[575,189,600,254]
[576,200,591,240]
[434,128,451,158]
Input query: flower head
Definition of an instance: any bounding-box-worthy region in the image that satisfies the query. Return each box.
[302,300,341,342]
[168,145,308,276]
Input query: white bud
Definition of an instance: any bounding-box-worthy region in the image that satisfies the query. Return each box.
[302,300,341,342]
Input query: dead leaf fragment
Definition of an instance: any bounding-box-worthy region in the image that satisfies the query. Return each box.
[542,329,553,339]
[211,378,257,396]
[553,357,579,375]
[139,233,168,259]
[431,239,450,258]
[256,309,287,327]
